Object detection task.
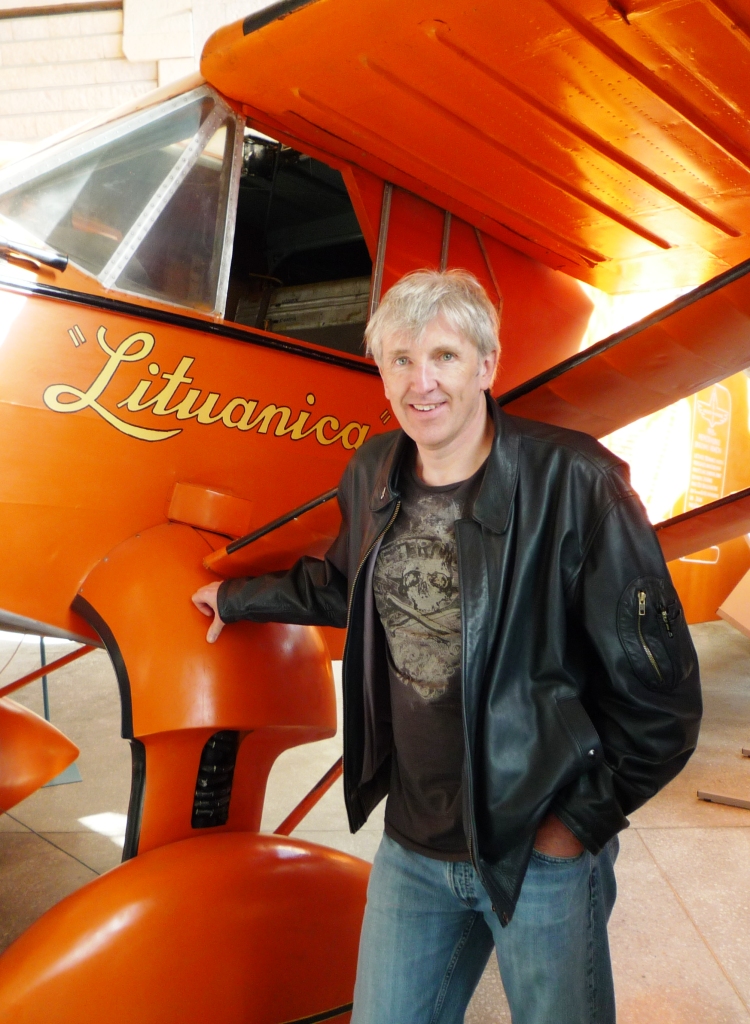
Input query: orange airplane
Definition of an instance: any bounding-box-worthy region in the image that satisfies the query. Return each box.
[1,1,750,1020]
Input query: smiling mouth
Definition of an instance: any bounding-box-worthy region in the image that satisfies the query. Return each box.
[411,403,444,411]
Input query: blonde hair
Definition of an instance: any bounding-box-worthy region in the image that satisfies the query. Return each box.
[365,269,501,369]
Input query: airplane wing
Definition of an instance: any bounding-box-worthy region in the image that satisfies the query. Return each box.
[497,258,750,559]
[202,0,750,294]
[655,487,750,564]
[497,256,750,438]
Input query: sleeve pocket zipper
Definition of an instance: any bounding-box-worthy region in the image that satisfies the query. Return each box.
[619,576,694,693]
[637,590,663,685]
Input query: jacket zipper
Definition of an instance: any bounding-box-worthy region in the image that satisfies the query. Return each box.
[341,499,401,830]
[455,525,508,922]
[637,590,663,684]
[456,524,481,872]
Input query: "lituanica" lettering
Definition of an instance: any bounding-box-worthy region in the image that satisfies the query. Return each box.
[44,326,371,449]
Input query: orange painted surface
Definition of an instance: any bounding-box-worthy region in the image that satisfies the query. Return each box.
[206,495,341,577]
[1,3,750,1004]
[668,537,750,626]
[320,626,346,661]
[202,0,750,294]
[203,496,349,658]
[655,370,750,622]
[77,522,337,851]
[381,188,444,290]
[167,482,256,538]
[718,565,750,640]
[78,523,335,740]
[496,266,750,624]
[0,832,368,1024]
[342,165,383,258]
[0,286,386,642]
[0,699,78,812]
[656,490,750,566]
[378,189,593,395]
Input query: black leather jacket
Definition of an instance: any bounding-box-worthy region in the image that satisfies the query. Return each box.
[219,398,701,923]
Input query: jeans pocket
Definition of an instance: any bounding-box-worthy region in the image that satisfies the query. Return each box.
[531,848,586,865]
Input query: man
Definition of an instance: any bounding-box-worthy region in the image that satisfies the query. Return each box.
[193,270,701,1024]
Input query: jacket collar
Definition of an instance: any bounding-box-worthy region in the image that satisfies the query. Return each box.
[369,429,410,512]
[368,394,519,533]
[474,395,519,534]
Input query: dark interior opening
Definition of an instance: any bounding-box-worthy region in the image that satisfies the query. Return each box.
[225,133,373,356]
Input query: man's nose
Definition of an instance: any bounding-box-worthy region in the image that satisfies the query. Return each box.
[410,359,437,393]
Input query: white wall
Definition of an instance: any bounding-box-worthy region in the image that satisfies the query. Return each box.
[0,0,274,143]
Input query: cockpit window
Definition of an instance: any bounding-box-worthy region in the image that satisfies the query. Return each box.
[0,85,373,349]
[110,119,236,310]
[226,136,373,355]
[0,87,241,314]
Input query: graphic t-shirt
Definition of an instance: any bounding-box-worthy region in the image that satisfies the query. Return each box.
[373,455,486,859]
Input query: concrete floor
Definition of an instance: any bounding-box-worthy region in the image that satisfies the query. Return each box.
[1,620,750,1021]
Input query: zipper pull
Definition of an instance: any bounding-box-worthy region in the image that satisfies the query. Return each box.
[638,591,646,617]
[661,608,673,638]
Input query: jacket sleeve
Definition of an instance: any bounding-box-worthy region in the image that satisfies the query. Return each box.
[216,469,352,629]
[552,484,703,853]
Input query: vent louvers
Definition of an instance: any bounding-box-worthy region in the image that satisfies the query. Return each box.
[191,730,239,828]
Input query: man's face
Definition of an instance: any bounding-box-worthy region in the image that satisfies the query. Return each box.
[379,318,497,453]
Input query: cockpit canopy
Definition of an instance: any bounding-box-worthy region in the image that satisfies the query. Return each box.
[0,87,240,314]
[0,82,373,354]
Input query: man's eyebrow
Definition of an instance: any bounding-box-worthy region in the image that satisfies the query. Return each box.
[386,340,463,357]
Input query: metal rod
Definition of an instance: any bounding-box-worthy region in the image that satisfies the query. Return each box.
[274,757,343,836]
[0,237,67,272]
[40,637,50,722]
[0,645,95,700]
[224,487,338,556]
[368,181,392,319]
[440,210,452,271]
[474,226,503,311]
[99,104,228,288]
[654,483,750,534]
[215,114,247,318]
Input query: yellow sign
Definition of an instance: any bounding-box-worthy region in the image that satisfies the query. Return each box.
[685,383,731,512]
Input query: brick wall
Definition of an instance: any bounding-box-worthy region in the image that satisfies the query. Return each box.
[0,0,275,144]
[0,5,156,142]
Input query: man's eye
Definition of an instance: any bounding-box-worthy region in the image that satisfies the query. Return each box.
[395,357,408,366]
[441,353,455,361]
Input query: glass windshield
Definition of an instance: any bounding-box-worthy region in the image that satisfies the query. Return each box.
[115,120,235,310]
[0,96,214,276]
[0,87,241,314]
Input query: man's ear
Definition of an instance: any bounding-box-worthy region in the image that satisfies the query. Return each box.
[479,348,499,389]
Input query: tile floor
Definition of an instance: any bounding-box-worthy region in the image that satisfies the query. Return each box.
[1,621,749,1021]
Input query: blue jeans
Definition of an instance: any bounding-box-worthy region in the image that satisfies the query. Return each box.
[351,833,619,1024]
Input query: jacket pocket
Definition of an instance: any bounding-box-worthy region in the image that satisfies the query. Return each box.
[617,575,695,693]
[555,695,603,768]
